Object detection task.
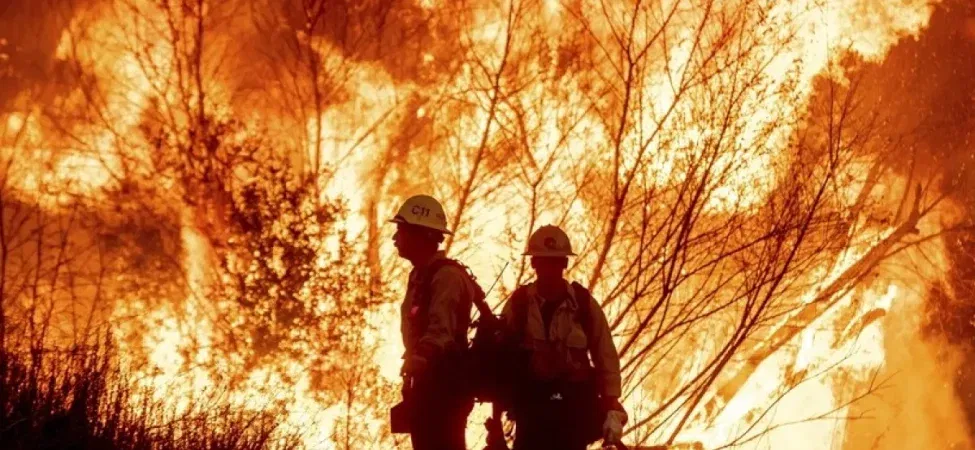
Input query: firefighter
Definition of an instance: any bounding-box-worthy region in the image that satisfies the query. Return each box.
[500,225,628,450]
[389,194,477,450]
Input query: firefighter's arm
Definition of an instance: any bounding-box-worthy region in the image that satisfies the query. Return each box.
[587,296,624,401]
[412,267,467,367]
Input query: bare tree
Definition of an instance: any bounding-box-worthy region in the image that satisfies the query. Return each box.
[2,0,964,448]
[374,0,960,446]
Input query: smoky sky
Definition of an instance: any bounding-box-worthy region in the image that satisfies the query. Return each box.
[866,0,975,205]
[0,0,450,112]
[2,0,971,167]
[0,0,83,108]
[1,0,972,209]
[867,0,975,439]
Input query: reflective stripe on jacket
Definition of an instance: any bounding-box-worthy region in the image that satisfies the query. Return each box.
[500,280,622,398]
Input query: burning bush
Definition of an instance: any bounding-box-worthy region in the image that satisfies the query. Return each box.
[0,110,391,447]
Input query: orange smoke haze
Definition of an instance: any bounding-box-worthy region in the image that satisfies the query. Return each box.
[1,0,974,449]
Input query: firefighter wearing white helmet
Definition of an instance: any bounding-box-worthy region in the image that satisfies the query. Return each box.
[388,194,477,450]
[497,225,628,450]
[388,194,453,235]
[523,224,577,257]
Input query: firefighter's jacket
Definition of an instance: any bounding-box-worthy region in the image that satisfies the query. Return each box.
[501,280,623,398]
[400,251,476,366]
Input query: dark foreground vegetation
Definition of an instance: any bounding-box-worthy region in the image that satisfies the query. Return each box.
[0,340,296,450]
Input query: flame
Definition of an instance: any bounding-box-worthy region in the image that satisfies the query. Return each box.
[3,0,968,449]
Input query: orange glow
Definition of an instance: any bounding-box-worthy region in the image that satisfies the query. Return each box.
[2,0,967,449]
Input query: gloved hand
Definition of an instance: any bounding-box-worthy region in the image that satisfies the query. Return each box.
[602,410,627,445]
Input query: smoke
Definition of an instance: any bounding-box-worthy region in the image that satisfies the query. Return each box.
[0,0,107,109]
[4,0,973,448]
[834,0,975,446]
[857,0,975,191]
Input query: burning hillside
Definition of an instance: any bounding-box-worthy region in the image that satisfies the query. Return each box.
[0,0,973,449]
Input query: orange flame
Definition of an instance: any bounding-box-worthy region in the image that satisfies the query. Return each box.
[3,0,968,449]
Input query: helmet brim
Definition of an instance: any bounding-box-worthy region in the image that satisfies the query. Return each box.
[523,251,576,257]
[387,217,453,235]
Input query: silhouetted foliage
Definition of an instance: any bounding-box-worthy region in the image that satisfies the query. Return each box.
[0,339,299,450]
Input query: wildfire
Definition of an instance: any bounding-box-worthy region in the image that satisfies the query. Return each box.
[2,0,971,449]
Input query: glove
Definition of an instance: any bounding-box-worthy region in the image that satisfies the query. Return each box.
[602,410,627,445]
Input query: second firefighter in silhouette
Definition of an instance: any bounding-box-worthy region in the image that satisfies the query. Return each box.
[501,225,628,450]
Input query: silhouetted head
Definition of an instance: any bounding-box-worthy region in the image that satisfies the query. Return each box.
[531,256,569,283]
[393,222,445,264]
[388,195,451,265]
[524,225,575,285]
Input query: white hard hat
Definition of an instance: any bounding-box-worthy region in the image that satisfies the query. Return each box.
[524,225,575,257]
[388,194,453,234]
